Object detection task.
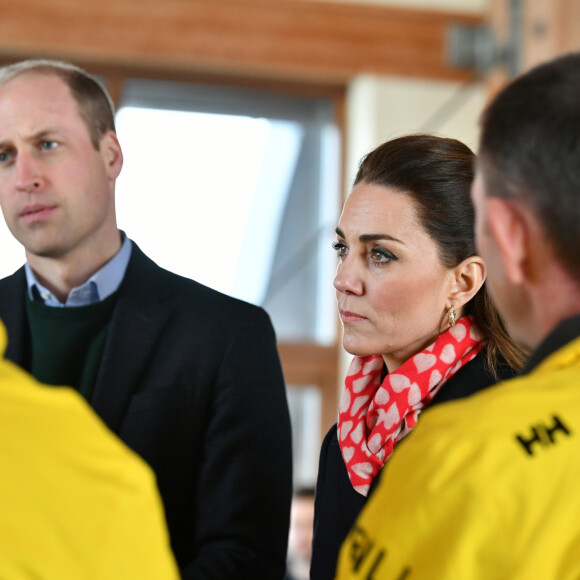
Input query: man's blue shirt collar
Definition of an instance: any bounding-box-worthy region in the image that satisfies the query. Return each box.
[25,233,132,307]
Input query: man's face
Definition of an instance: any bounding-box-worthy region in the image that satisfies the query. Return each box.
[0,72,120,264]
[471,169,526,345]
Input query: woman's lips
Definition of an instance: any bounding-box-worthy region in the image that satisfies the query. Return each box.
[340,309,367,323]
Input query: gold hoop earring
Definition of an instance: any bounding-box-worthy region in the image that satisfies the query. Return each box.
[448,306,456,327]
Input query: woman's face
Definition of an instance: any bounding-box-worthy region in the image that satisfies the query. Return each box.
[334,182,457,371]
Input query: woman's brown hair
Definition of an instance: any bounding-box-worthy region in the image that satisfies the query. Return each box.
[354,134,526,376]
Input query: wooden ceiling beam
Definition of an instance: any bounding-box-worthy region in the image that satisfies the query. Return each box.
[0,0,482,84]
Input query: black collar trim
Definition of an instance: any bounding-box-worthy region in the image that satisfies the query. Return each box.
[522,315,580,374]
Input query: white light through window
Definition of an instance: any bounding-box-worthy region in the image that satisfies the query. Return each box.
[0,220,24,278]
[115,107,302,304]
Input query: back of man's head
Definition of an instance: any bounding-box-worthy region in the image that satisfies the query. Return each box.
[478,52,580,280]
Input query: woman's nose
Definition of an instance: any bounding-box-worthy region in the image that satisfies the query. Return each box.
[334,260,363,295]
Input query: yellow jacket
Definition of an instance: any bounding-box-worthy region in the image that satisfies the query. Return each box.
[0,322,179,579]
[336,334,580,580]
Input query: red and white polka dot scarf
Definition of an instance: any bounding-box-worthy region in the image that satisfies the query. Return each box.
[338,316,484,496]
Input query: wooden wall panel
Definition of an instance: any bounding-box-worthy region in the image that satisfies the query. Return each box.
[278,343,339,439]
[488,0,580,94]
[0,0,482,83]
[522,0,580,71]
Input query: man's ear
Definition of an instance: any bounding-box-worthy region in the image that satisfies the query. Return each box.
[486,197,527,285]
[100,130,123,181]
[447,255,486,310]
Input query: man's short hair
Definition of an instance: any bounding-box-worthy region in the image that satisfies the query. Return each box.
[478,52,580,278]
[0,59,116,150]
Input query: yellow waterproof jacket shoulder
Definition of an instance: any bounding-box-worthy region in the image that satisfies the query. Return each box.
[0,322,178,579]
[336,335,580,580]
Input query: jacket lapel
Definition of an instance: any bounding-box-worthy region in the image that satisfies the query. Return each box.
[90,244,174,434]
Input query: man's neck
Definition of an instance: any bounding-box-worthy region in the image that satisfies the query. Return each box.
[26,235,122,304]
[528,266,580,351]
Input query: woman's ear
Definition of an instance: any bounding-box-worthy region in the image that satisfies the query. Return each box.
[447,255,486,311]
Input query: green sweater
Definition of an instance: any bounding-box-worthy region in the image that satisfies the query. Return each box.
[26,292,119,401]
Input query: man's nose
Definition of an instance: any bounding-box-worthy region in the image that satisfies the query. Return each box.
[14,154,43,193]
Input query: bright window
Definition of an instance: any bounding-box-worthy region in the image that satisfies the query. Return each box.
[115,79,341,345]
[116,108,302,306]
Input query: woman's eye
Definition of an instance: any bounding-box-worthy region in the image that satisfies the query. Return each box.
[371,247,397,264]
[332,241,348,258]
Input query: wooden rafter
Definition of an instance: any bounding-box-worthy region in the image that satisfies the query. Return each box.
[0,0,482,83]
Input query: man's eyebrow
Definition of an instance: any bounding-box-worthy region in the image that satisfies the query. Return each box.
[32,129,62,140]
[0,128,62,148]
[335,227,404,245]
